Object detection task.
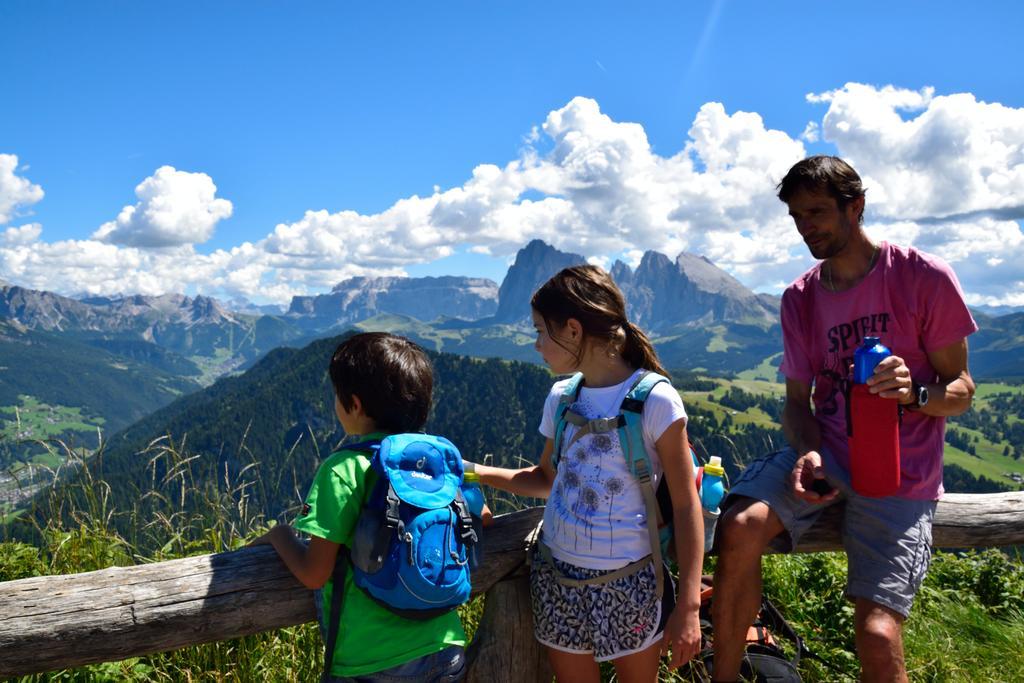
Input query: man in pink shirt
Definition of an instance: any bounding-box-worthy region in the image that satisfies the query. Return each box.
[711,156,977,682]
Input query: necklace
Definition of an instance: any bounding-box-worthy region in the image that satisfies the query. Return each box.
[825,245,879,292]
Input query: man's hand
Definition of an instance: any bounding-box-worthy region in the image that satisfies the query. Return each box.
[791,451,838,503]
[662,604,701,669]
[866,355,913,404]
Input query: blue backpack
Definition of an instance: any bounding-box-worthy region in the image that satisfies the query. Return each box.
[345,433,478,619]
[321,434,478,680]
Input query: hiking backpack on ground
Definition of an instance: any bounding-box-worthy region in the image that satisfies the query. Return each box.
[696,575,805,682]
[694,575,847,682]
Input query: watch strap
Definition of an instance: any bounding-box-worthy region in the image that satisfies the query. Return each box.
[908,380,928,410]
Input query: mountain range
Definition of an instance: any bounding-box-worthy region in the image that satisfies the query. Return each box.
[1,238,1023,473]
[0,239,787,379]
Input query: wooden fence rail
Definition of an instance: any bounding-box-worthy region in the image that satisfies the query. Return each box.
[2,492,1023,679]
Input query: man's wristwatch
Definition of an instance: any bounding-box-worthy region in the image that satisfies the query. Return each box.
[907,381,929,410]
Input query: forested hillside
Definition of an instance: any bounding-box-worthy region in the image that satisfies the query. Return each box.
[7,333,552,546]
[0,321,201,469]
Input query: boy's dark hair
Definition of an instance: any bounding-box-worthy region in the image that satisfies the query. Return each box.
[329,332,433,433]
[777,155,866,223]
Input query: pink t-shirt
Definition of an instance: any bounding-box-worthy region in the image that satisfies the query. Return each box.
[779,242,978,500]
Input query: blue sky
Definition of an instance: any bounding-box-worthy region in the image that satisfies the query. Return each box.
[2,1,1023,306]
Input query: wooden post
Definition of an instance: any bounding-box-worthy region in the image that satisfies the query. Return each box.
[467,571,553,683]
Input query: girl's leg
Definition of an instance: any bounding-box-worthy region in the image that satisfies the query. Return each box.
[609,639,662,683]
[547,647,601,683]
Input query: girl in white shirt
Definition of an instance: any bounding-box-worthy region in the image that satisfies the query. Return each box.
[474,265,703,683]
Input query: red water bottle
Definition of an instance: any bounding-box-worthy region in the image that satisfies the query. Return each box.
[848,336,901,497]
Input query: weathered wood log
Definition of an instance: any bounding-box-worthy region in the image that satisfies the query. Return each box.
[1,493,1022,677]
[0,509,544,677]
[466,571,553,683]
[794,492,1024,551]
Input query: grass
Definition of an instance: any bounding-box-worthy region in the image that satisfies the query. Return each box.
[680,384,782,431]
[735,352,783,383]
[2,405,1023,681]
[188,347,242,386]
[705,326,739,353]
[0,395,103,444]
[973,383,1024,400]
[755,551,1024,682]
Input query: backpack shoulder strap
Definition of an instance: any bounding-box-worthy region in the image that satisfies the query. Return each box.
[615,371,671,598]
[321,547,351,681]
[341,438,382,455]
[551,373,585,470]
[617,371,669,478]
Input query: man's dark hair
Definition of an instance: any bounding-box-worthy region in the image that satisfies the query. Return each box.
[777,155,866,223]
[329,332,433,433]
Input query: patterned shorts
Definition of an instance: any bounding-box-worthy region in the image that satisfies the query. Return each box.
[529,552,675,662]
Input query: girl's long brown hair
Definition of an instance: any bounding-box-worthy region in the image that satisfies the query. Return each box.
[531,264,668,376]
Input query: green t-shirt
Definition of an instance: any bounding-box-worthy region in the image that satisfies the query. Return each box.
[294,437,466,677]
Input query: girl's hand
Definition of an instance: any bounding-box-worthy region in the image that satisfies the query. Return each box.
[480,503,495,528]
[661,604,702,669]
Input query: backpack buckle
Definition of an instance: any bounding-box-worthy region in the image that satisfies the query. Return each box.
[633,459,651,483]
[588,416,620,434]
[384,486,402,527]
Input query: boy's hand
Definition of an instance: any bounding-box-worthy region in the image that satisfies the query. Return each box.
[246,523,284,548]
[247,532,272,547]
[662,604,701,669]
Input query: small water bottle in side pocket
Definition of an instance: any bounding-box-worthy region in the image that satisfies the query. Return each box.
[699,456,727,553]
[461,471,486,571]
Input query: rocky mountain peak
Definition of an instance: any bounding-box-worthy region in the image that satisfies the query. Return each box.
[622,249,777,330]
[609,259,633,285]
[493,241,587,323]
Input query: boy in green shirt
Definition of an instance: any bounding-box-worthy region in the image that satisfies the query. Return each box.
[252,332,466,682]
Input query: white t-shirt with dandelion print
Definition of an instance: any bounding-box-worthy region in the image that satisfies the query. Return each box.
[539,369,687,570]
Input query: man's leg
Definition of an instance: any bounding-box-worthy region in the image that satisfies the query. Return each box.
[854,599,906,683]
[711,497,785,682]
[841,489,935,683]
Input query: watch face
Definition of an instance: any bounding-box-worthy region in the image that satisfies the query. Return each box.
[917,383,929,406]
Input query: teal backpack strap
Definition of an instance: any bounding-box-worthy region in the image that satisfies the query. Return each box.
[551,372,584,470]
[617,371,670,598]
[617,371,669,477]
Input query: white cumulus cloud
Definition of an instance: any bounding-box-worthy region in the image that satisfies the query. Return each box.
[812,83,1024,221]
[0,154,44,225]
[2,223,42,246]
[810,82,1024,306]
[91,166,233,247]
[4,85,1024,307]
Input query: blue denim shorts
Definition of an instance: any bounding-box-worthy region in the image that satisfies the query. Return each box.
[726,447,936,617]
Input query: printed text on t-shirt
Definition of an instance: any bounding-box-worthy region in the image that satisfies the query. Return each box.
[826,313,891,353]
